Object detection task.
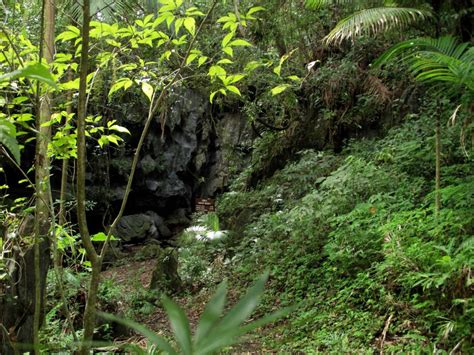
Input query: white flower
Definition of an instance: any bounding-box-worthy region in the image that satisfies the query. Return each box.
[206,230,226,240]
[186,225,208,233]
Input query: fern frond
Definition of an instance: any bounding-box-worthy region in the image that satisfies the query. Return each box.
[323,7,431,45]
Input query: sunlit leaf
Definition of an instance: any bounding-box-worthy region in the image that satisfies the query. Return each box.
[271,84,290,96]
[222,32,234,48]
[141,82,154,102]
[226,85,241,96]
[0,63,57,88]
[184,17,196,36]
[229,39,252,47]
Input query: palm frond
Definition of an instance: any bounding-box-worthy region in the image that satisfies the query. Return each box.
[64,0,139,22]
[374,36,469,65]
[412,53,474,92]
[375,36,474,96]
[323,7,431,44]
[305,0,384,11]
[304,0,428,11]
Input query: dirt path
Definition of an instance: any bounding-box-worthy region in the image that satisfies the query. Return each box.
[100,249,274,353]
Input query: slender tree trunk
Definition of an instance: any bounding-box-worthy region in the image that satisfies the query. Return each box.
[76,0,101,353]
[33,0,55,352]
[435,105,441,216]
[59,70,73,225]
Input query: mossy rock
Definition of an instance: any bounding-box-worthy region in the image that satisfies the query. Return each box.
[149,247,182,293]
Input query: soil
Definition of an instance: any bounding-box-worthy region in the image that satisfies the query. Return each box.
[99,246,270,353]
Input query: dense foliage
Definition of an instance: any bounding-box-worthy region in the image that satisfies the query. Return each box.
[217,103,473,352]
[0,0,473,353]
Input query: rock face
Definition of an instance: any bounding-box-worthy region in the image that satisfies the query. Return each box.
[86,89,252,239]
[112,211,171,243]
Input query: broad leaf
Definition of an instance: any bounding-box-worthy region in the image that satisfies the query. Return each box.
[0,119,20,164]
[184,17,196,36]
[162,296,193,355]
[98,312,177,354]
[222,32,234,48]
[141,82,154,102]
[0,63,57,88]
[91,232,117,242]
[194,281,227,346]
[217,271,269,332]
[271,84,290,96]
[229,39,252,47]
[226,85,241,96]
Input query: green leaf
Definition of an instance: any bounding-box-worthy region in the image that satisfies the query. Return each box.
[221,32,234,48]
[162,296,193,355]
[0,118,20,163]
[246,6,265,17]
[91,232,117,242]
[106,134,121,145]
[186,53,198,65]
[12,96,29,104]
[271,84,290,96]
[217,58,233,65]
[244,61,261,72]
[222,46,233,57]
[217,271,269,332]
[210,89,226,103]
[229,39,252,47]
[287,75,301,82]
[227,74,245,84]
[273,65,282,77]
[175,18,184,35]
[226,85,241,96]
[56,29,80,42]
[194,281,227,346]
[141,82,154,102]
[184,17,196,36]
[186,7,205,16]
[0,63,57,88]
[208,65,226,79]
[108,78,133,97]
[198,56,208,67]
[98,312,177,354]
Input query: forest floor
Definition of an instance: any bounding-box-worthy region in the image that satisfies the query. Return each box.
[100,247,270,353]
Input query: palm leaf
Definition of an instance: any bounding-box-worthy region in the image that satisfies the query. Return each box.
[305,0,384,10]
[323,7,430,44]
[374,36,474,96]
[374,36,469,65]
[63,0,139,22]
[305,0,427,11]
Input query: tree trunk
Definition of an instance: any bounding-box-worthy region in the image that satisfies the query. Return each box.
[59,70,74,226]
[33,0,55,351]
[435,106,441,216]
[0,1,55,352]
[76,0,101,353]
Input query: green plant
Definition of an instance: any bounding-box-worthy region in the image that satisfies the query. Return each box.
[101,272,291,354]
[305,0,431,44]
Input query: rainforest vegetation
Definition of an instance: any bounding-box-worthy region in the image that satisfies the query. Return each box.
[0,0,473,353]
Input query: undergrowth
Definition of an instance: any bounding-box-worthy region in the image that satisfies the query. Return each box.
[215,106,474,353]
